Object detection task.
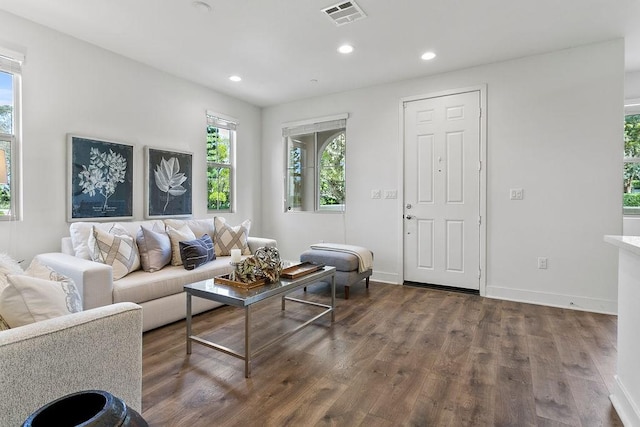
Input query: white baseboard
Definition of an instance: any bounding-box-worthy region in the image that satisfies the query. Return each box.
[371,271,399,284]
[611,375,640,427]
[485,285,617,315]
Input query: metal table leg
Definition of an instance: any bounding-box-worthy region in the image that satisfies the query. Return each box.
[245,305,251,378]
[186,292,192,354]
[331,274,336,322]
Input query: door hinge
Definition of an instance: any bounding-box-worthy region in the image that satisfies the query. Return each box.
[479,107,482,118]
[478,216,482,226]
[478,268,482,279]
[478,161,482,171]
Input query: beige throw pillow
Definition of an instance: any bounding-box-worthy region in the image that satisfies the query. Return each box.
[166,223,196,266]
[213,217,251,256]
[88,225,141,280]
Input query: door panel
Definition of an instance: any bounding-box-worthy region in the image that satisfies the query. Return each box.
[403,91,480,290]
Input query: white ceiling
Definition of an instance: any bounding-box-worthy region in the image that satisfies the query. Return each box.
[1,0,639,107]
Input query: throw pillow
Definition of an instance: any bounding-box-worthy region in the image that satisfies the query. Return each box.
[23,258,83,312]
[0,274,82,328]
[179,235,215,270]
[166,223,196,266]
[136,224,172,272]
[88,225,141,280]
[0,252,24,289]
[214,217,251,256]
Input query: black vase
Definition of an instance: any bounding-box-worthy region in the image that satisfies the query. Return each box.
[22,390,147,427]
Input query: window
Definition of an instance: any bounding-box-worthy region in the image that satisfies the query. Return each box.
[284,114,347,212]
[0,48,22,220]
[206,112,237,212]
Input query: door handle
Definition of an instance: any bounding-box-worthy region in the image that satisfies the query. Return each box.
[406,215,414,220]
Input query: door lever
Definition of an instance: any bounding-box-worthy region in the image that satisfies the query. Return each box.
[406,215,414,220]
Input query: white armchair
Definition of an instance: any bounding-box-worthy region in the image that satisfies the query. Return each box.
[0,302,143,427]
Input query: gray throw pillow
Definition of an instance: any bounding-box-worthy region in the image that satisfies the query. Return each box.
[136,225,172,272]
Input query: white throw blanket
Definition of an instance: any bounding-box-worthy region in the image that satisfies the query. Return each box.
[309,243,373,273]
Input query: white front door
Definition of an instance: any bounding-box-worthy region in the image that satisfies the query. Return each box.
[403,90,481,290]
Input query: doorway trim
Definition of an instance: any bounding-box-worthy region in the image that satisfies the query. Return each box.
[397,85,488,296]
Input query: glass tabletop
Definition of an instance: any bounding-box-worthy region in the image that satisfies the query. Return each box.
[184,265,336,307]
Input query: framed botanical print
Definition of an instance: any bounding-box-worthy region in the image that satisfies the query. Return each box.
[145,146,193,218]
[67,134,134,221]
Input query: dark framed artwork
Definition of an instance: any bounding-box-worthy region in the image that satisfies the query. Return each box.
[67,134,134,222]
[145,146,193,218]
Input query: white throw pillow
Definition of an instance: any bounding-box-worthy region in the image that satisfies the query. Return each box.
[0,274,82,328]
[166,223,196,266]
[88,225,141,280]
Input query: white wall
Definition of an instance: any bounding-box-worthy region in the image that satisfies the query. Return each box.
[262,40,623,313]
[0,11,263,264]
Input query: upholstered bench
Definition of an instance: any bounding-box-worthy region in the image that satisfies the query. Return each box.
[300,245,373,299]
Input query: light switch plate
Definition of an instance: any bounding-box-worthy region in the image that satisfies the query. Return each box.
[371,189,381,199]
[384,190,397,199]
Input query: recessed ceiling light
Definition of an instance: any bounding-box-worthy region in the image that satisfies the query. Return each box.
[421,51,436,61]
[229,75,242,82]
[338,44,354,54]
[191,1,212,12]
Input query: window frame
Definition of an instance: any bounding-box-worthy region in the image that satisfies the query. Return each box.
[0,47,23,221]
[283,113,348,213]
[206,112,237,213]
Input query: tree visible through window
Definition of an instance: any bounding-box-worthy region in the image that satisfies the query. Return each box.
[319,131,346,209]
[284,116,347,212]
[0,49,22,220]
[206,114,236,212]
[624,113,640,214]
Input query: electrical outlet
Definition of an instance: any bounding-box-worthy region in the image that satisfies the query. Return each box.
[537,257,548,269]
[510,188,524,200]
[371,189,381,199]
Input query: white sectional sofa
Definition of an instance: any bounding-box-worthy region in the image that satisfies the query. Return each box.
[36,218,276,332]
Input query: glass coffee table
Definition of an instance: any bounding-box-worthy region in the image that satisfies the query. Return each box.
[184,265,336,378]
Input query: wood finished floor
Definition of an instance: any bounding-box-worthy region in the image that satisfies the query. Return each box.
[141,282,622,427]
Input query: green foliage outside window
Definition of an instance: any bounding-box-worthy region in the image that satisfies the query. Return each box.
[207,126,231,211]
[319,132,345,206]
[0,105,12,134]
[624,115,640,197]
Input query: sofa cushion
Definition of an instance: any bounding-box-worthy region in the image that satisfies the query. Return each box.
[136,224,171,272]
[164,218,215,241]
[88,225,141,280]
[112,257,233,304]
[166,223,196,266]
[0,273,82,328]
[179,235,215,270]
[214,217,251,256]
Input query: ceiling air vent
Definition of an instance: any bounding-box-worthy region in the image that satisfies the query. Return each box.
[322,1,367,26]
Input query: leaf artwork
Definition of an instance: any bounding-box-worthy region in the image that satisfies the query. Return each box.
[77,147,127,211]
[154,157,188,213]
